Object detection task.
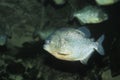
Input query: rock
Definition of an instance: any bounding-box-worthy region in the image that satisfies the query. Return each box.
[102,69,120,80]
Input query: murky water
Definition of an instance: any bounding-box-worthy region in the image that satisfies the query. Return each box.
[0,0,120,80]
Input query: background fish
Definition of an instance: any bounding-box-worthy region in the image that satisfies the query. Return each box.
[95,0,120,5]
[0,26,10,46]
[33,27,57,40]
[53,0,66,5]
[0,34,7,46]
[73,5,108,24]
[43,27,105,64]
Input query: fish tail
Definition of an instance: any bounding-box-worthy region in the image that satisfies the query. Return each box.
[95,35,105,55]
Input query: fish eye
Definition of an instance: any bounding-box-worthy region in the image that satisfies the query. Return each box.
[46,40,50,44]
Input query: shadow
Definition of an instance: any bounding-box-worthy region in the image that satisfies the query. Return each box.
[15,40,44,60]
[109,36,120,77]
[43,52,94,76]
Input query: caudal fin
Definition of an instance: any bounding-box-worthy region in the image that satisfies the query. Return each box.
[95,35,105,55]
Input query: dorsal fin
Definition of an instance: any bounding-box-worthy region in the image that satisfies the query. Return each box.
[78,27,91,37]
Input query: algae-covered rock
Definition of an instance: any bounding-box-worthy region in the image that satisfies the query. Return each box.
[102,69,120,80]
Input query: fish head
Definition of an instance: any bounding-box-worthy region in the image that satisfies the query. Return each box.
[88,12,108,23]
[44,39,76,61]
[87,17,101,23]
[44,35,59,54]
[97,10,108,22]
[43,31,74,60]
[43,38,72,60]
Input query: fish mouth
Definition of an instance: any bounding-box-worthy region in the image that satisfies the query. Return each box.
[43,44,50,52]
[43,44,70,57]
[57,52,70,56]
[58,53,68,55]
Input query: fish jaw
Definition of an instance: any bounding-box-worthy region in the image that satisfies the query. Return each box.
[44,44,78,61]
[43,44,53,54]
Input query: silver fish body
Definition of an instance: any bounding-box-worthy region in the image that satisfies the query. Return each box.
[43,27,105,64]
[95,0,120,5]
[73,5,108,24]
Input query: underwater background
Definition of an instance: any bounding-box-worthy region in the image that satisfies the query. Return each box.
[0,0,120,80]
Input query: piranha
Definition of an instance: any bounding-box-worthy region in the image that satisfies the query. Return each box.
[95,0,120,6]
[43,27,105,64]
[73,5,108,24]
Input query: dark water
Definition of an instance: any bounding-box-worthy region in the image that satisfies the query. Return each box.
[92,3,120,77]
